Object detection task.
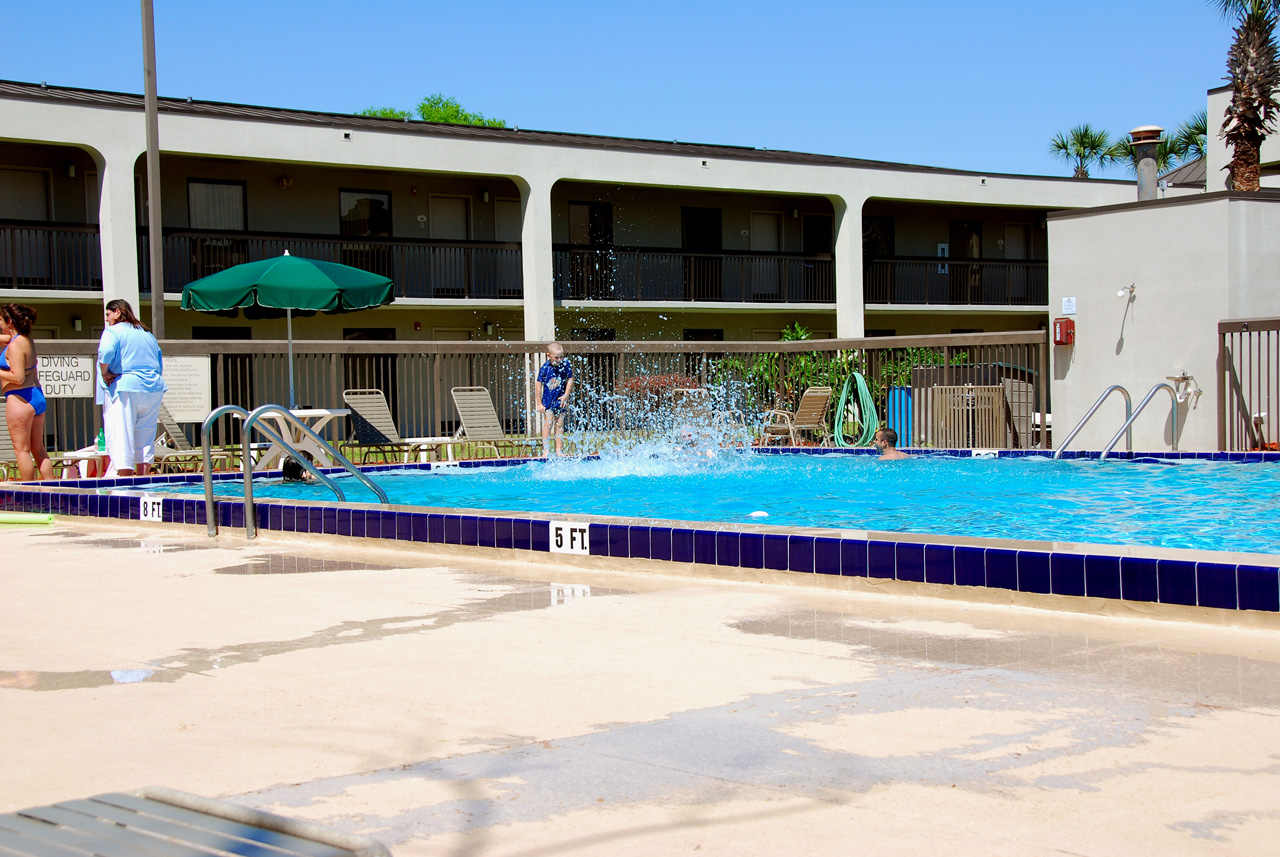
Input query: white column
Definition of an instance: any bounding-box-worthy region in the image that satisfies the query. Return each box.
[96,147,143,309]
[517,177,556,342]
[831,195,864,338]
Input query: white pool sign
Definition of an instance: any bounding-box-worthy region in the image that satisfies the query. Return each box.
[550,520,589,554]
[37,355,95,398]
[139,497,164,521]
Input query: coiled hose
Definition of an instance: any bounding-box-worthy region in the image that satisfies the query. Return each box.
[834,371,879,447]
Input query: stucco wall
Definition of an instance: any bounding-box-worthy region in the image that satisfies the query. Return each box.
[1048,192,1280,452]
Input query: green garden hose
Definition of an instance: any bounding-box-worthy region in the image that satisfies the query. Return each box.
[834,372,879,447]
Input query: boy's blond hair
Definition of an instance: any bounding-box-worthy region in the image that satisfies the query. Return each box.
[546,342,565,357]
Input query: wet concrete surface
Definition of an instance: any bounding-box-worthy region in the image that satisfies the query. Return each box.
[3,521,1280,855]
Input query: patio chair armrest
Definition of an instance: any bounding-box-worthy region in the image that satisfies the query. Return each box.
[762,409,794,425]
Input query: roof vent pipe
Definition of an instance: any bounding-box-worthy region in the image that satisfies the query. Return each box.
[1130,125,1163,201]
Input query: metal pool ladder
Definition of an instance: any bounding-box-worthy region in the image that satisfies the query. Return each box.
[1054,383,1181,461]
[1054,385,1132,460]
[201,404,389,539]
[1099,383,1179,461]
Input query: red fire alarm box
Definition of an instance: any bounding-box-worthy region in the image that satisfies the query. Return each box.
[1053,317,1075,345]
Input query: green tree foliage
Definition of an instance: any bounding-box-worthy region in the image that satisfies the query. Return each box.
[1214,0,1280,190]
[1172,109,1209,161]
[356,106,413,119]
[1049,112,1207,178]
[357,94,506,128]
[1048,124,1117,178]
[1108,135,1180,174]
[414,94,506,127]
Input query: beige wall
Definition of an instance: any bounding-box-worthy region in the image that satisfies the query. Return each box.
[550,182,832,251]
[863,199,1050,259]
[1048,191,1280,452]
[0,142,103,223]
[157,157,521,240]
[863,311,1045,337]
[0,89,1138,340]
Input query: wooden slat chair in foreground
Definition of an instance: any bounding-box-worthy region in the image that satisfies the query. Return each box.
[450,386,541,459]
[0,786,389,857]
[761,386,834,447]
[343,388,455,464]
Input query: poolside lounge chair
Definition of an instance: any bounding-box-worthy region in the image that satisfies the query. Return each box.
[450,386,540,458]
[761,386,834,447]
[343,388,455,464]
[154,405,237,474]
[0,786,390,857]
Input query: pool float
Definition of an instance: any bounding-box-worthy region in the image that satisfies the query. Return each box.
[0,511,54,524]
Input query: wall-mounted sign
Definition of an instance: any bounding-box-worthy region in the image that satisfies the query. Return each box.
[1062,296,1077,315]
[37,355,95,398]
[161,356,213,423]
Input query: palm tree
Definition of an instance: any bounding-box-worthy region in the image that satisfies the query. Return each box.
[1172,110,1209,161]
[1215,0,1280,191]
[1049,124,1117,178]
[1108,135,1180,174]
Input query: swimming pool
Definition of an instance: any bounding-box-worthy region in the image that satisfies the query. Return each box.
[168,452,1280,554]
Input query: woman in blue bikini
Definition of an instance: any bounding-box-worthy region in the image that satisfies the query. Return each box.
[0,304,52,480]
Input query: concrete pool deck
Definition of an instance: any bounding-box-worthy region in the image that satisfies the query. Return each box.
[4,521,1280,855]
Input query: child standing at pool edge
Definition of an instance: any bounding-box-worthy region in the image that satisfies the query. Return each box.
[535,342,574,456]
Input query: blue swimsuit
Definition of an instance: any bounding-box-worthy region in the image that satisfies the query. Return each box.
[0,339,46,416]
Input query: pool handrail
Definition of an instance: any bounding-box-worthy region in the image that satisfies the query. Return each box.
[202,404,251,537]
[1099,383,1180,461]
[1053,385,1132,460]
[240,405,390,538]
[201,405,313,537]
[200,404,388,538]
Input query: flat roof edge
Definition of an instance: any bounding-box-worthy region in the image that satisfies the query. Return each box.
[0,78,1131,184]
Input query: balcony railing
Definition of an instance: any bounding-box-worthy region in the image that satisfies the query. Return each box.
[0,219,102,291]
[141,230,523,300]
[553,246,834,303]
[864,257,1048,306]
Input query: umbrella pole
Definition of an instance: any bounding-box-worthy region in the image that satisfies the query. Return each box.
[287,308,295,410]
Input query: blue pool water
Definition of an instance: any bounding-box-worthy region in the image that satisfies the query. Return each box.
[168,453,1280,554]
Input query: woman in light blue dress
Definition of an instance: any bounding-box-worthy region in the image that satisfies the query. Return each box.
[98,299,167,476]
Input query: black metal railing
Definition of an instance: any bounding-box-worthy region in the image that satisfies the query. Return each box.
[141,230,523,300]
[0,219,102,291]
[553,246,834,303]
[864,257,1048,306]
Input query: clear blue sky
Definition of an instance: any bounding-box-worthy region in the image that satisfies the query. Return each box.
[1,0,1235,177]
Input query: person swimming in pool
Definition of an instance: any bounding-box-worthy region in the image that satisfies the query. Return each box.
[0,304,52,480]
[282,452,316,483]
[873,427,910,460]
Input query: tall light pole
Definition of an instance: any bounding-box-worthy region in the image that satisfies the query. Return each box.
[141,0,165,338]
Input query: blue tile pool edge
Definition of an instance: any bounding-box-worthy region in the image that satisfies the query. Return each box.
[6,451,1280,617]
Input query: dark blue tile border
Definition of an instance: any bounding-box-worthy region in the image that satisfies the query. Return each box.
[11,454,1280,618]
[924,544,954,585]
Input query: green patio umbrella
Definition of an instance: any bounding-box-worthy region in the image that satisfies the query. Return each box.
[181,251,395,408]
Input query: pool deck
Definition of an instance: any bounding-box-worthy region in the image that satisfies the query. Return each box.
[4,519,1280,855]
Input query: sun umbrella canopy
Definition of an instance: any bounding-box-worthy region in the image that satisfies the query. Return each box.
[180,253,394,313]
[180,252,395,409]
